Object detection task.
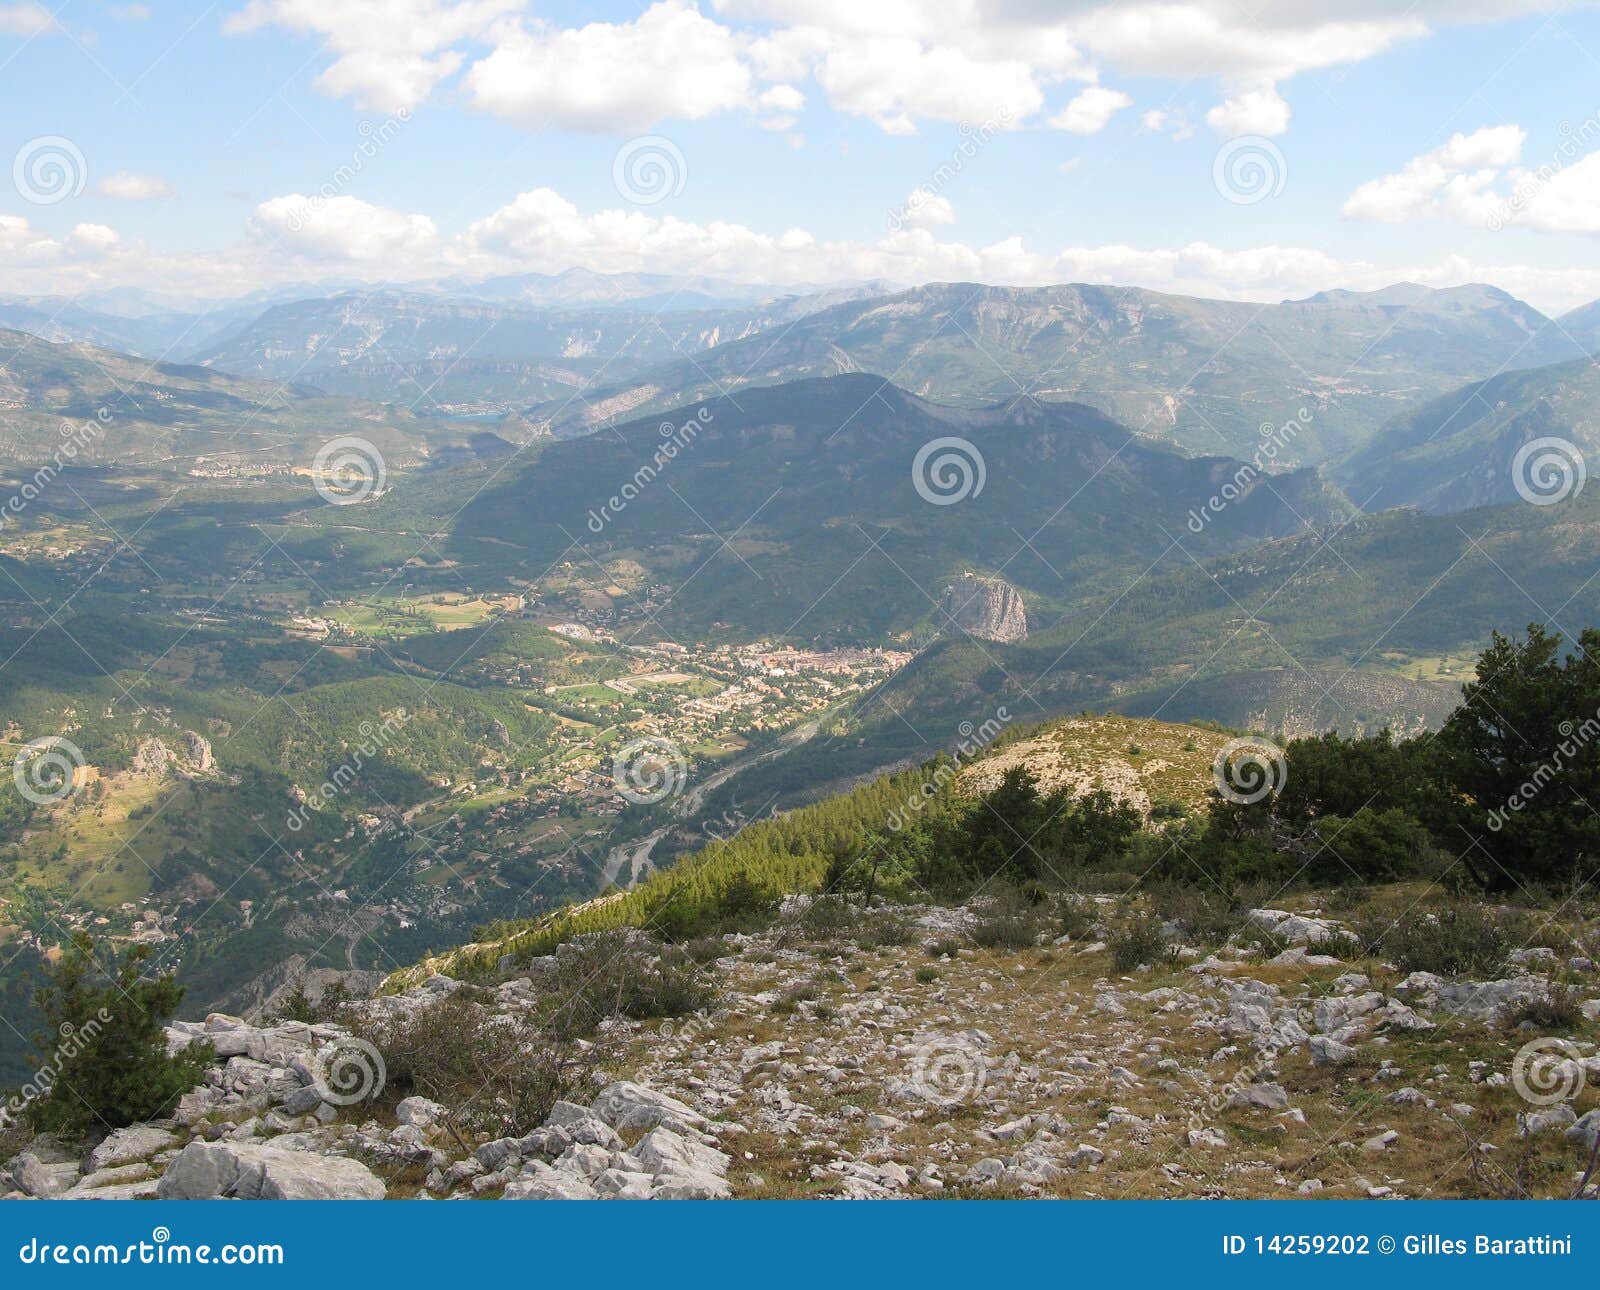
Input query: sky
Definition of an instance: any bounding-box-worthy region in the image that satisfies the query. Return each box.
[4,1,1600,313]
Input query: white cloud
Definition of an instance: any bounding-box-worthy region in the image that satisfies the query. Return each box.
[225,0,523,112]
[97,171,173,200]
[1050,85,1132,134]
[1205,86,1291,138]
[899,189,955,228]
[0,2,53,35]
[250,194,438,261]
[465,2,753,131]
[11,182,1600,315]
[759,83,805,113]
[223,0,1580,139]
[1349,122,1600,237]
[811,38,1042,133]
[68,223,120,255]
[1514,151,1600,235]
[1074,5,1427,84]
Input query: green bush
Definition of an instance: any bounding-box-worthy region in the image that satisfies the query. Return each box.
[967,887,1050,949]
[542,932,716,1040]
[1501,984,1585,1032]
[1109,915,1171,972]
[26,933,212,1138]
[1355,905,1512,976]
[353,994,596,1137]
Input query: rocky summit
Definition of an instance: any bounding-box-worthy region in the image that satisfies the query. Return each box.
[6,892,1597,1201]
[940,574,1028,643]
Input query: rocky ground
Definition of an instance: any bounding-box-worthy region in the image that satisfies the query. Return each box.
[5,894,1599,1201]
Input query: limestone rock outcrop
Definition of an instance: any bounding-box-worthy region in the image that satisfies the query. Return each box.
[939,574,1027,642]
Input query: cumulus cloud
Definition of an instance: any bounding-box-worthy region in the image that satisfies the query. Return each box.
[224,0,522,112]
[897,189,955,228]
[1346,125,1600,235]
[465,2,753,131]
[223,0,1576,138]
[68,223,120,255]
[97,171,173,200]
[1205,86,1291,138]
[250,194,438,261]
[0,2,53,36]
[1050,85,1132,134]
[811,38,1042,133]
[7,183,1600,314]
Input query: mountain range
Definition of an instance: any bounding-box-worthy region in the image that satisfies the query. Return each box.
[515,281,1590,463]
[0,328,484,471]
[452,372,1356,639]
[187,286,883,415]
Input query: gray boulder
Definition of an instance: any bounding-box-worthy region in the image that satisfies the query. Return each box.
[84,1125,179,1173]
[592,1081,706,1135]
[157,1141,385,1200]
[503,1160,599,1200]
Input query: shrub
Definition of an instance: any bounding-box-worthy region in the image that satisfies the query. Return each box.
[926,936,962,959]
[855,910,915,948]
[679,936,728,965]
[968,887,1049,949]
[1355,904,1512,976]
[542,931,716,1040]
[1141,881,1240,948]
[914,966,940,983]
[772,982,819,1015]
[1055,893,1098,940]
[1501,985,1586,1032]
[27,932,213,1138]
[1109,915,1171,973]
[353,995,597,1137]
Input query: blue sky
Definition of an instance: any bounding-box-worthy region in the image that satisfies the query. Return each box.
[4,1,1600,312]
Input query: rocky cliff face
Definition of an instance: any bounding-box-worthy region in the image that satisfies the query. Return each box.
[940,574,1027,642]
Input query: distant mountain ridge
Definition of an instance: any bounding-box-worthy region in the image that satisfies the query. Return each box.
[0,327,477,470]
[188,287,886,415]
[517,280,1584,464]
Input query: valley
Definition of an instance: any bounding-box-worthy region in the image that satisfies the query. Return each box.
[4,270,1600,1101]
